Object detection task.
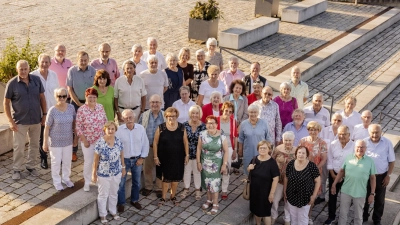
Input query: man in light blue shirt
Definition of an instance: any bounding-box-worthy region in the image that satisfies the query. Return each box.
[283,109,308,146]
[116,109,149,213]
[363,124,395,225]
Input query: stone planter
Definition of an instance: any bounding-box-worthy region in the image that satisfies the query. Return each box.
[255,0,279,17]
[188,18,219,42]
[0,82,6,113]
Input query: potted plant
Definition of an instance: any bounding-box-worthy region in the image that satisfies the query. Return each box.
[0,34,44,112]
[188,0,223,41]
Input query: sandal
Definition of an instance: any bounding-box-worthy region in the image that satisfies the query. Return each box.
[100,217,108,224]
[210,204,219,215]
[180,188,189,198]
[221,192,228,200]
[112,214,120,221]
[170,196,180,206]
[158,198,166,207]
[195,189,201,200]
[202,200,212,210]
[234,169,240,175]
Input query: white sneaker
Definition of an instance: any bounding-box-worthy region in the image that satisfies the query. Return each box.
[62,180,74,188]
[54,183,64,191]
[83,184,90,192]
[308,218,313,225]
[12,171,21,180]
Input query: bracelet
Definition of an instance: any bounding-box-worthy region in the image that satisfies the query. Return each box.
[122,166,126,169]
[154,157,158,159]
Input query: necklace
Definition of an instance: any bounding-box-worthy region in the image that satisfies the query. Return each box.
[208,130,218,136]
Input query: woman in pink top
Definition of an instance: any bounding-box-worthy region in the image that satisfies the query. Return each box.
[76,88,108,191]
[273,82,298,129]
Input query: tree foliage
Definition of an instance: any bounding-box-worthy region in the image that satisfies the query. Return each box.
[189,0,223,21]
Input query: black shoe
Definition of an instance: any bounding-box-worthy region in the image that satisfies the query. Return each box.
[131,201,142,210]
[155,190,162,198]
[314,197,325,205]
[363,217,368,223]
[41,158,48,169]
[141,189,152,196]
[117,204,124,213]
[373,222,381,225]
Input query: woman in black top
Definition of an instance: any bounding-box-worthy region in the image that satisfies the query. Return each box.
[284,146,321,225]
[247,140,280,225]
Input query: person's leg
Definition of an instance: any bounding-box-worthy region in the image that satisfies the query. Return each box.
[353,196,366,225]
[161,182,169,199]
[271,183,283,220]
[363,178,372,221]
[287,202,298,225]
[70,100,79,155]
[255,216,261,225]
[118,158,130,206]
[193,159,201,189]
[372,174,386,223]
[318,164,328,200]
[298,204,310,225]
[38,124,48,168]
[283,200,291,223]
[221,147,233,194]
[131,158,142,203]
[61,145,73,183]
[327,172,337,220]
[183,159,193,189]
[81,143,95,186]
[108,173,122,216]
[49,146,62,186]
[12,124,28,173]
[97,176,110,218]
[26,124,41,170]
[143,147,155,191]
[339,192,352,225]
[263,216,272,225]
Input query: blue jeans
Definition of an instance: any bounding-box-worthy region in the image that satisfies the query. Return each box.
[117,158,142,205]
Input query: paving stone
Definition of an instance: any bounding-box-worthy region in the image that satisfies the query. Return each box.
[127,214,143,223]
[151,209,167,218]
[178,211,192,220]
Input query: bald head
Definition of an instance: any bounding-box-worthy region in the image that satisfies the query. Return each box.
[368,124,382,143]
[291,66,301,83]
[149,94,162,112]
[361,110,373,127]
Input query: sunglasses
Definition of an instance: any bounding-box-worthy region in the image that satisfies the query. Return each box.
[57,95,67,99]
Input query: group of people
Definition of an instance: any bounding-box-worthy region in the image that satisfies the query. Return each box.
[3,37,394,225]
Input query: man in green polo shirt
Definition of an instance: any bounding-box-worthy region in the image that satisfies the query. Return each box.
[331,139,376,225]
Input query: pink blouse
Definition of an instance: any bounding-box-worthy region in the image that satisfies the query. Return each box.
[76,103,107,144]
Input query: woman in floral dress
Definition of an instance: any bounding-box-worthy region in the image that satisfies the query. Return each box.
[191,49,210,102]
[196,115,229,215]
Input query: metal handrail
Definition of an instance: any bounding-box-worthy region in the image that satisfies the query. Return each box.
[306,83,335,120]
[378,111,400,124]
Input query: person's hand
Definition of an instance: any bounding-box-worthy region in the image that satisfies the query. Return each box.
[308,195,316,205]
[232,151,237,161]
[92,173,97,183]
[42,144,49,153]
[238,150,243,158]
[122,168,126,177]
[283,192,287,202]
[136,158,144,166]
[9,121,18,132]
[247,164,255,171]
[116,112,123,122]
[82,139,90,148]
[220,164,227,174]
[73,135,78,147]
[331,185,337,195]
[368,195,374,204]
[154,157,160,166]
[383,175,390,187]
[268,193,274,203]
[184,155,189,165]
[41,116,46,126]
[197,162,202,172]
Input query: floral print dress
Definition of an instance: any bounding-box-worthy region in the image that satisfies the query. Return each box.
[191,61,210,101]
[199,130,226,193]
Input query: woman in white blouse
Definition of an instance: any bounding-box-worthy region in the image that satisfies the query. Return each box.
[172,86,196,123]
[197,65,226,106]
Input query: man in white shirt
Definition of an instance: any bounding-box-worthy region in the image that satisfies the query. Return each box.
[337,96,362,133]
[116,109,149,213]
[130,44,148,76]
[172,86,196,123]
[363,124,396,225]
[289,66,309,109]
[218,57,245,94]
[141,37,167,70]
[352,110,372,141]
[304,93,330,127]
[324,125,354,225]
[32,53,60,169]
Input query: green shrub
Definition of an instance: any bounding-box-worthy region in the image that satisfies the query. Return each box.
[0,34,44,83]
[189,0,223,21]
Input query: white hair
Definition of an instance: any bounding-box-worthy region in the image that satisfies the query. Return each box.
[147,37,157,45]
[248,104,260,113]
[165,53,178,64]
[54,87,68,98]
[121,109,136,119]
[98,43,111,51]
[206,38,218,48]
[196,49,205,56]
[368,124,381,132]
[147,55,158,63]
[279,82,291,91]
[313,93,323,100]
[131,44,143,52]
[16,60,29,69]
[188,105,203,119]
[38,53,51,62]
[209,91,222,102]
[282,131,295,141]
[229,56,239,63]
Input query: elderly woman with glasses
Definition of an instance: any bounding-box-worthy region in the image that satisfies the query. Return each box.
[153,107,189,206]
[197,65,226,107]
[114,60,147,122]
[223,79,248,124]
[274,82,298,129]
[201,91,223,123]
[191,49,211,101]
[93,69,115,121]
[43,88,76,191]
[164,53,185,109]
[197,115,229,215]
[76,88,108,192]
[172,86,196,123]
[205,38,223,71]
[247,81,263,106]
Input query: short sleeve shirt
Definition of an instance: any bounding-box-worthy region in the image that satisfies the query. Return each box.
[31,69,60,111]
[114,75,147,109]
[198,80,226,105]
[45,104,76,147]
[94,137,123,177]
[183,122,206,159]
[286,160,320,207]
[76,104,108,144]
[139,70,168,109]
[289,80,309,109]
[66,65,96,100]
[5,75,45,125]
[49,58,73,88]
[90,58,120,86]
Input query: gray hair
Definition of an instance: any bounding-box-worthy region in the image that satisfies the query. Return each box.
[54,44,66,51]
[147,55,158,63]
[165,53,178,64]
[229,56,239,63]
[206,37,218,48]
[209,91,222,102]
[344,96,357,104]
[121,109,136,119]
[355,139,366,147]
[368,124,381,132]
[122,60,136,71]
[331,113,342,121]
[178,47,191,61]
[38,53,51,63]
[16,60,29,69]
[98,43,111,51]
[292,108,305,119]
[280,82,291,91]
[361,110,372,117]
[188,105,203,119]
[313,93,323,101]
[179,86,190,94]
[195,49,205,56]
[54,87,68,98]
[147,37,157,46]
[149,94,162,102]
[282,131,295,141]
[338,125,350,133]
[131,44,143,52]
[248,104,260,113]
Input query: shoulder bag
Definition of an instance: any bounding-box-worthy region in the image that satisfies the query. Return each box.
[242,157,257,200]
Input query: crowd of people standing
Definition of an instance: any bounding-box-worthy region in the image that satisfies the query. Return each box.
[3,37,395,225]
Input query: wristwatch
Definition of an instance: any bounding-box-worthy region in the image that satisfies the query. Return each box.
[370,193,375,196]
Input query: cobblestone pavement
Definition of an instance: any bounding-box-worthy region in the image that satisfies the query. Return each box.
[372,84,400,133]
[0,0,385,75]
[306,20,400,107]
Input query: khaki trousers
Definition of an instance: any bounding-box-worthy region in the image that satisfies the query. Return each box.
[13,124,41,171]
[143,147,162,191]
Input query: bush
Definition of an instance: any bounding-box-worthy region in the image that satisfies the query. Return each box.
[189,0,223,21]
[0,34,44,83]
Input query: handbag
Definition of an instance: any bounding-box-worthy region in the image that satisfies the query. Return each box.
[242,157,257,200]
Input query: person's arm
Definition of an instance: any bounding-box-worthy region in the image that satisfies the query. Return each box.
[220,135,229,174]
[331,169,345,195]
[318,152,327,169]
[92,152,100,183]
[120,148,126,176]
[4,98,17,131]
[163,87,168,93]
[185,79,193,86]
[197,95,204,106]
[275,106,282,145]
[269,176,279,203]
[309,175,321,205]
[368,174,376,204]
[153,127,161,166]
[283,176,288,202]
[141,95,146,112]
[114,97,123,122]
[76,109,89,148]
[137,130,150,166]
[383,161,395,187]
[183,129,189,164]
[196,136,203,172]
[39,93,47,125]
[43,125,51,152]
[67,86,82,107]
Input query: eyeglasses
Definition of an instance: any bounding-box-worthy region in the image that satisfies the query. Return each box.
[150,101,161,104]
[262,93,273,96]
[207,122,216,125]
[57,95,67,99]
[166,115,177,118]
[259,147,269,150]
